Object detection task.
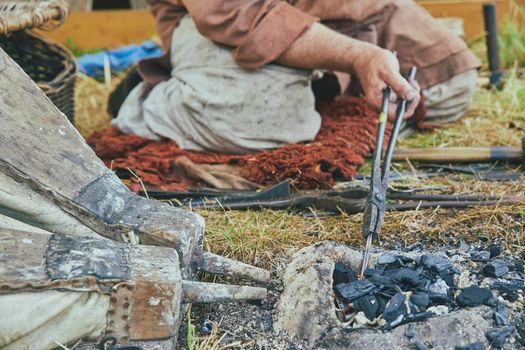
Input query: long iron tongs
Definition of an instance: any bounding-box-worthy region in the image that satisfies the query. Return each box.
[359,67,418,278]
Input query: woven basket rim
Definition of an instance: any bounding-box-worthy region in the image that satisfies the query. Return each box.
[0,0,70,35]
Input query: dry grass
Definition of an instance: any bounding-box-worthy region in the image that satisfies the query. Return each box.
[74,73,123,139]
[73,32,525,274]
[198,180,525,270]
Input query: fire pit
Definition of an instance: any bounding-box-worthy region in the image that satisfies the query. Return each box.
[275,241,525,349]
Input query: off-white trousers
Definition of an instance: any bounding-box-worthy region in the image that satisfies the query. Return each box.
[113,16,477,153]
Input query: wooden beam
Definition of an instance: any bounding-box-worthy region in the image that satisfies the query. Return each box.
[37,10,156,51]
[419,0,525,40]
[38,1,524,50]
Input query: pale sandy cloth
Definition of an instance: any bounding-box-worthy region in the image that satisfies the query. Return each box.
[113,15,321,154]
[113,16,477,153]
[423,68,477,124]
[0,291,109,350]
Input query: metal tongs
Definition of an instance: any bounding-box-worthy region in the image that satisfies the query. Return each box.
[359,67,418,278]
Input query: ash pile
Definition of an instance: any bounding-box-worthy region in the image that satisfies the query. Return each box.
[275,241,525,349]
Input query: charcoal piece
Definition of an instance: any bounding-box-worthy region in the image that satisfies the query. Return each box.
[408,242,424,252]
[410,292,430,309]
[456,286,493,307]
[405,323,417,339]
[353,295,379,320]
[514,261,524,273]
[494,303,509,326]
[501,291,519,302]
[334,279,376,302]
[454,342,484,350]
[333,262,358,285]
[420,254,453,273]
[486,326,515,349]
[429,278,449,303]
[441,272,456,287]
[364,268,384,277]
[489,244,501,258]
[377,253,397,266]
[367,273,394,288]
[459,240,470,253]
[483,259,509,278]
[391,268,421,287]
[382,312,434,331]
[382,292,408,326]
[413,340,427,350]
[492,279,525,292]
[376,295,387,316]
[470,251,490,262]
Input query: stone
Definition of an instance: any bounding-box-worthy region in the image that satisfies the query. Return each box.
[470,251,490,262]
[483,259,509,278]
[429,278,449,303]
[334,279,376,302]
[486,326,515,348]
[427,305,449,316]
[456,286,493,307]
[421,254,453,273]
[382,293,408,327]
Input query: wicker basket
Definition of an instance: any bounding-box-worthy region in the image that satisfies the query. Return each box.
[0,0,76,123]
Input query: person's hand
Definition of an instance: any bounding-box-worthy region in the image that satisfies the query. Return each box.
[352,46,420,120]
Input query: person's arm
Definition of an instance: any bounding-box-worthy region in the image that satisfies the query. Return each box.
[277,23,420,118]
[184,0,419,118]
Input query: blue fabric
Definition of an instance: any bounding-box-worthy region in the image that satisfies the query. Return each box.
[77,40,163,77]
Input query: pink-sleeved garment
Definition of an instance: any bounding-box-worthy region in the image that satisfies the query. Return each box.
[139,0,479,91]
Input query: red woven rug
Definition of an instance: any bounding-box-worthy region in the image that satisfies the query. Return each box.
[88,97,426,191]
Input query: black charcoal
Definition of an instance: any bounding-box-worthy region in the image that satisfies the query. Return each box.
[470,251,490,262]
[382,293,408,326]
[353,295,379,321]
[483,259,509,278]
[513,261,524,273]
[486,326,515,349]
[456,286,493,307]
[489,244,501,258]
[405,323,417,339]
[367,273,395,288]
[334,279,376,302]
[377,252,398,266]
[494,302,509,326]
[413,340,427,350]
[492,279,525,292]
[410,292,430,308]
[454,342,484,350]
[420,254,453,273]
[333,262,358,284]
[363,268,385,277]
[392,268,421,286]
[408,242,424,252]
[459,240,470,253]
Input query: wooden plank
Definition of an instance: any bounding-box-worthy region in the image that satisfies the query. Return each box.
[38,1,524,50]
[36,10,156,51]
[419,0,525,40]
